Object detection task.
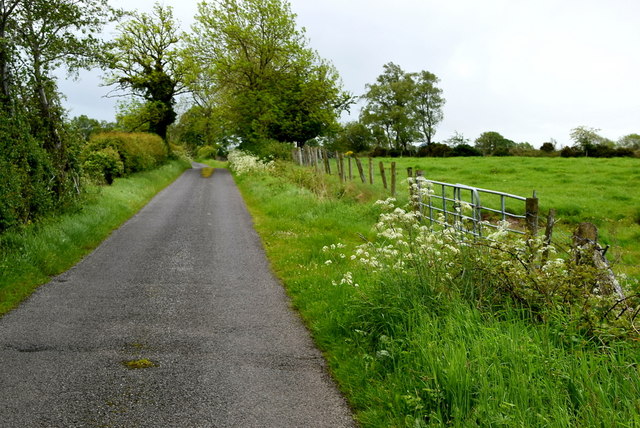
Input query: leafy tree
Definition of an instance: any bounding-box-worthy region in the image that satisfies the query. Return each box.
[170,104,234,153]
[618,133,640,150]
[360,62,445,152]
[509,142,535,156]
[330,121,373,153]
[443,131,469,147]
[13,0,117,149]
[360,63,418,152]
[0,0,20,109]
[68,115,115,141]
[412,70,445,145]
[184,0,350,149]
[105,3,185,141]
[474,131,515,156]
[569,126,614,156]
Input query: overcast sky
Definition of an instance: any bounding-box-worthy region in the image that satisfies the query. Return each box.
[58,0,640,147]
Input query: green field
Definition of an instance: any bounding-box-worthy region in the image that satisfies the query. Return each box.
[326,156,640,278]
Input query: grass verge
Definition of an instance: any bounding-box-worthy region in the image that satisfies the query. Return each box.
[232,161,640,427]
[0,158,191,316]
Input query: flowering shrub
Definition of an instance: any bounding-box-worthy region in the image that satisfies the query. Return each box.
[227,150,275,175]
[325,196,639,340]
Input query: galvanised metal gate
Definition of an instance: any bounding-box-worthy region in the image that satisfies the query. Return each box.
[413,175,538,238]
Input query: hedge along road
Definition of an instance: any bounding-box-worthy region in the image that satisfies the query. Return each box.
[0,164,355,427]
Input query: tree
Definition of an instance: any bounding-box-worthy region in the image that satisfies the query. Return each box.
[105,3,185,141]
[360,63,445,152]
[68,115,115,141]
[331,121,373,153]
[618,133,640,150]
[443,131,469,147]
[0,0,20,109]
[360,62,418,152]
[184,0,350,149]
[569,126,614,156]
[170,104,235,152]
[412,70,445,145]
[474,131,515,156]
[13,0,117,148]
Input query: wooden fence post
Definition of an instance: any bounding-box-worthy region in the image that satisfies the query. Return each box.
[379,162,387,190]
[368,158,373,184]
[323,150,331,174]
[338,153,345,182]
[525,192,539,236]
[391,161,397,196]
[541,209,556,264]
[348,157,353,180]
[572,223,624,298]
[355,156,366,183]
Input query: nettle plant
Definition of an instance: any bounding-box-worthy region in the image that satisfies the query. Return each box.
[228,150,275,175]
[324,181,639,340]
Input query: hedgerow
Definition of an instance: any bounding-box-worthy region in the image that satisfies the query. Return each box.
[82,132,168,182]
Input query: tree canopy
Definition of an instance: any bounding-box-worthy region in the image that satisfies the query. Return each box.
[360,62,445,151]
[183,0,350,149]
[105,3,185,141]
[474,131,516,156]
[412,70,445,145]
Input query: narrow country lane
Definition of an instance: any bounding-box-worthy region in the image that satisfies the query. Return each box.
[0,165,355,427]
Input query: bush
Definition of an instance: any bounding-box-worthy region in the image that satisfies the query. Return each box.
[540,142,555,153]
[251,140,293,161]
[450,144,483,157]
[560,146,583,157]
[0,115,57,232]
[227,150,275,175]
[82,147,124,184]
[417,143,452,157]
[169,143,187,159]
[612,147,635,157]
[370,146,389,157]
[84,132,168,176]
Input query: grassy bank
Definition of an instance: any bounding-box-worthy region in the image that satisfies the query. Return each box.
[0,159,191,316]
[232,159,640,427]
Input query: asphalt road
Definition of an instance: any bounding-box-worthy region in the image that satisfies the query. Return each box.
[0,165,355,427]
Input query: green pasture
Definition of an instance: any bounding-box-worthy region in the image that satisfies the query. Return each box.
[324,156,639,277]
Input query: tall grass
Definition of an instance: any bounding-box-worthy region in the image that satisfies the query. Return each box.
[232,159,640,427]
[0,159,191,316]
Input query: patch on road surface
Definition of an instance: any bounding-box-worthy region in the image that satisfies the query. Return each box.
[201,167,215,178]
[121,358,158,369]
